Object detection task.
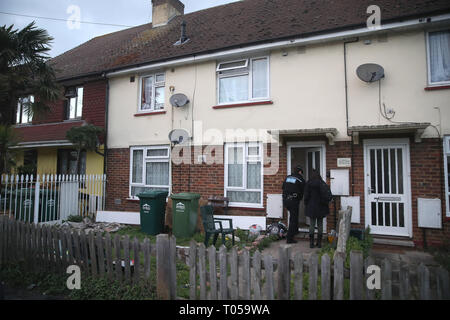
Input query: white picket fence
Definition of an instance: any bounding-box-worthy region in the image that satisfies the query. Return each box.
[0,174,106,224]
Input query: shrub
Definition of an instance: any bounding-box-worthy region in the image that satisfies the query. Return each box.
[67,215,83,223]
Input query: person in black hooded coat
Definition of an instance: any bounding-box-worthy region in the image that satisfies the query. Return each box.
[304,169,330,248]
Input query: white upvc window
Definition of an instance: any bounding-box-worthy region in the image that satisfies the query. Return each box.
[129,145,171,199]
[224,142,263,208]
[217,56,269,104]
[427,29,450,86]
[16,95,34,124]
[444,136,450,217]
[139,73,165,112]
[67,87,83,120]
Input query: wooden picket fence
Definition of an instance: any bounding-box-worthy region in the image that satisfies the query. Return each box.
[1,215,449,300]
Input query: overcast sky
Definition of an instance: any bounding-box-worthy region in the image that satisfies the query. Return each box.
[0,0,241,57]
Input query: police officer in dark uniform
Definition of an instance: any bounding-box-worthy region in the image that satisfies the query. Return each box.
[282,165,305,244]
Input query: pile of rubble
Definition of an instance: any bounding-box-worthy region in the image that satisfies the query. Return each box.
[57,217,124,235]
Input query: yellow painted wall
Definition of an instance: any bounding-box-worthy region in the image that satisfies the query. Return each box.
[86,145,105,175]
[13,146,105,176]
[37,148,57,175]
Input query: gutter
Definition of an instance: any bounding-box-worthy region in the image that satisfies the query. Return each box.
[106,13,450,78]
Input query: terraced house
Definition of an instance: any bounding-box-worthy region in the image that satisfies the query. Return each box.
[47,0,450,247]
[13,60,107,176]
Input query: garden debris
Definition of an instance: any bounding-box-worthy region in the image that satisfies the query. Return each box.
[57,217,125,235]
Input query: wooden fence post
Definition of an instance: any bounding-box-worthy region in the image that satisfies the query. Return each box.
[263,254,274,300]
[169,235,177,300]
[198,243,207,300]
[364,256,376,300]
[399,262,410,300]
[123,235,131,282]
[143,238,151,281]
[156,234,173,300]
[350,251,364,300]
[321,254,331,300]
[418,263,431,300]
[189,240,197,300]
[252,250,262,300]
[114,234,122,282]
[229,247,239,300]
[242,248,251,300]
[53,228,62,273]
[88,231,98,277]
[381,258,392,300]
[105,233,113,280]
[333,252,345,300]
[80,231,89,274]
[208,246,217,300]
[133,237,141,285]
[277,245,291,300]
[0,216,4,267]
[293,252,303,300]
[219,245,228,300]
[309,253,318,300]
[436,267,449,300]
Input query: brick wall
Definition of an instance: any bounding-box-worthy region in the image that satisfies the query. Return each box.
[105,138,450,247]
[32,79,106,128]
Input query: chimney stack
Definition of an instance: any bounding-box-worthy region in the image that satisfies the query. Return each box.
[151,0,185,27]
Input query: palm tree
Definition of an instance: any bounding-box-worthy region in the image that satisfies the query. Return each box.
[0,22,61,125]
[0,124,20,174]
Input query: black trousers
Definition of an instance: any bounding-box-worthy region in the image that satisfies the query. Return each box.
[284,200,299,241]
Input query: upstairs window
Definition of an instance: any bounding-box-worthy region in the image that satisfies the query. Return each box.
[65,87,84,120]
[140,73,165,112]
[16,96,34,124]
[427,29,450,85]
[217,57,269,104]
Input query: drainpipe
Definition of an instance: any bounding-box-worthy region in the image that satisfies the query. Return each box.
[102,74,109,176]
[344,37,359,196]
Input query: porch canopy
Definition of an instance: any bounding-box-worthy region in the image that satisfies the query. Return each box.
[348,122,430,144]
[267,128,338,145]
[12,121,85,148]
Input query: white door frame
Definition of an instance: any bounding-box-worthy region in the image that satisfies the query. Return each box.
[363,138,413,237]
[287,141,327,233]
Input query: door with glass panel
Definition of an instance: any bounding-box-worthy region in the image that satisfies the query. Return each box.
[364,140,411,237]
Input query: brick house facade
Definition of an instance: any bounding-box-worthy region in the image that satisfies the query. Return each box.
[105,135,450,247]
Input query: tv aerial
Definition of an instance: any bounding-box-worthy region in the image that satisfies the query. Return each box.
[169,93,190,107]
[168,129,190,145]
[356,63,385,83]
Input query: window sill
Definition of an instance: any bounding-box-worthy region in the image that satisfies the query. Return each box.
[126,198,140,202]
[134,111,166,117]
[424,85,450,91]
[228,205,265,211]
[213,100,273,109]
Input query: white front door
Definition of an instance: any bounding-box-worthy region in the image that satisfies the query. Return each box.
[364,139,412,237]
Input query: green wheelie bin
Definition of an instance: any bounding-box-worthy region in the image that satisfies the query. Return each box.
[137,190,169,235]
[171,193,201,238]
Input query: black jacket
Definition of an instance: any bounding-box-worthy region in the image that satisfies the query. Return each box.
[304,178,330,218]
[282,173,305,202]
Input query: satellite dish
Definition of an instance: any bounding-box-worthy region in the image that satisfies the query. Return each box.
[168,129,190,145]
[356,63,385,83]
[170,93,190,107]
